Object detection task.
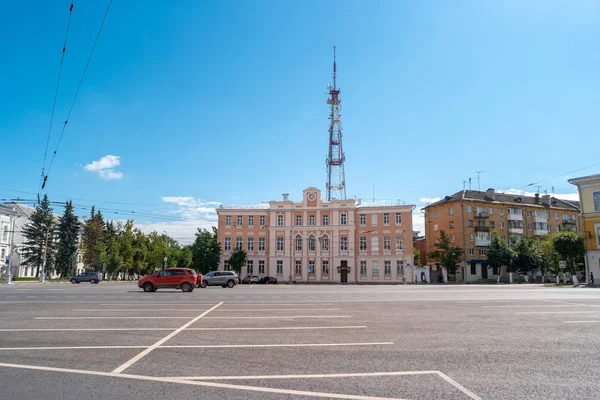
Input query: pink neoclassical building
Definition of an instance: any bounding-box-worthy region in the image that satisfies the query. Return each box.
[216,188,415,284]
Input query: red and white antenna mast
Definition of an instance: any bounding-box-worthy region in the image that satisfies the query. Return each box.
[325,46,346,201]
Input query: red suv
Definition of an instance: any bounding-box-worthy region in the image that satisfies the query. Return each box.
[138,268,197,292]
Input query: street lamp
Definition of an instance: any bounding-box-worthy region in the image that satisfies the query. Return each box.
[39,223,50,284]
[163,231,168,270]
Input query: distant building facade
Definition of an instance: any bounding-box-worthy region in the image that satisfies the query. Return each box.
[216,188,415,284]
[423,189,580,283]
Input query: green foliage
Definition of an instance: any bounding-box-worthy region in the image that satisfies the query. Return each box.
[191,228,222,274]
[81,207,106,269]
[413,247,422,267]
[55,201,80,277]
[21,195,57,277]
[539,233,560,274]
[228,249,247,274]
[510,236,541,274]
[552,231,585,274]
[427,230,462,275]
[487,231,515,272]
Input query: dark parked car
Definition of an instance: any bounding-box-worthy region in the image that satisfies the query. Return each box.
[258,276,277,284]
[70,271,102,284]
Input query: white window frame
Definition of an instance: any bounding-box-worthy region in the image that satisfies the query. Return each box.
[322,260,329,275]
[372,261,379,277]
[321,235,329,251]
[467,206,472,213]
[258,260,265,274]
[469,248,475,256]
[225,216,231,227]
[395,236,403,251]
[259,216,266,227]
[237,216,243,227]
[383,236,391,251]
[433,211,438,218]
[500,222,505,229]
[340,236,348,251]
[371,214,378,225]
[449,207,454,216]
[308,261,315,275]
[248,216,254,227]
[384,260,391,276]
[247,237,254,251]
[479,248,487,256]
[371,236,379,252]
[295,235,303,251]
[246,260,254,274]
[322,214,329,226]
[499,208,504,216]
[396,260,404,276]
[258,237,265,252]
[308,235,316,252]
[235,237,243,251]
[277,215,284,226]
[341,213,347,225]
[489,207,494,215]
[276,260,283,275]
[360,261,367,276]
[434,224,439,231]
[383,213,390,225]
[224,237,231,251]
[395,212,402,224]
[359,236,367,251]
[360,214,366,226]
[309,215,315,226]
[296,215,302,226]
[295,260,302,276]
[276,237,284,251]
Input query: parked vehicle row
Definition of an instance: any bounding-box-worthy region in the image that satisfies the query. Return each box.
[242,275,277,284]
[136,269,278,292]
[70,271,102,284]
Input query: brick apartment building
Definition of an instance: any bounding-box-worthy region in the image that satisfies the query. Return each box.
[216,187,415,284]
[423,188,580,283]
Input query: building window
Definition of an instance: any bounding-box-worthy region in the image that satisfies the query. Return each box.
[479,249,487,256]
[396,260,404,277]
[468,206,472,213]
[434,224,439,231]
[499,208,504,216]
[594,192,600,211]
[322,260,329,275]
[500,222,505,229]
[371,214,378,225]
[478,221,485,227]
[296,215,302,226]
[258,237,265,252]
[340,237,348,251]
[276,260,283,275]
[383,213,390,225]
[469,234,474,241]
[247,215,254,227]
[309,215,315,226]
[433,211,438,218]
[322,214,329,226]
[224,237,231,251]
[554,213,558,221]
[527,211,532,217]
[547,224,552,232]
[449,221,454,228]
[360,261,367,276]
[341,213,347,225]
[359,236,367,251]
[383,236,391,250]
[236,237,243,251]
[468,220,473,227]
[384,261,391,276]
[395,212,402,224]
[295,235,303,251]
[451,235,455,243]
[258,260,265,274]
[277,215,284,226]
[448,207,454,216]
[321,235,329,251]
[535,210,542,217]
[490,221,495,229]
[276,237,284,251]
[295,260,302,276]
[360,214,366,225]
[563,214,569,221]
[572,215,577,222]
[224,260,230,271]
[371,237,379,252]
[395,236,403,251]
[372,261,379,277]
[246,260,254,275]
[237,216,243,227]
[225,216,231,227]
[489,208,494,215]
[556,225,561,232]
[469,248,475,256]
[260,215,266,227]
[308,261,315,275]
[545,212,550,219]
[247,238,254,251]
[470,264,476,275]
[308,235,316,252]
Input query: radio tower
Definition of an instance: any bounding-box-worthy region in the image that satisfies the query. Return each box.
[325,46,346,201]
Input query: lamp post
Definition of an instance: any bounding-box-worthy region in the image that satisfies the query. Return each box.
[6,211,16,284]
[163,231,168,270]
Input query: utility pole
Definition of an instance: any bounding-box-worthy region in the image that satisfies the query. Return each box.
[6,209,16,284]
[163,231,168,270]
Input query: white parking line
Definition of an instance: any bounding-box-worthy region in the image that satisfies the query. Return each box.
[563,320,600,324]
[186,326,366,331]
[0,328,175,332]
[203,315,351,319]
[436,371,482,400]
[158,343,393,349]
[482,305,582,308]
[214,308,342,312]
[71,309,210,312]
[516,311,600,315]
[36,317,192,320]
[173,370,438,380]
[0,345,149,351]
[111,302,223,374]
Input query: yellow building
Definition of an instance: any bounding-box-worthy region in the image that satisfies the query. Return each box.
[569,174,600,283]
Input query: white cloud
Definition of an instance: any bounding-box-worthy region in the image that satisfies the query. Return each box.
[502,188,522,195]
[419,197,441,204]
[135,219,216,245]
[500,189,579,201]
[84,155,123,180]
[412,212,425,236]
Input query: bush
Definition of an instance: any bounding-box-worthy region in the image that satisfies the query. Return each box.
[13,277,40,281]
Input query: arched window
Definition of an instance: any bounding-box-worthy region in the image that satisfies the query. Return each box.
[295,235,303,251]
[321,235,329,251]
[308,235,316,252]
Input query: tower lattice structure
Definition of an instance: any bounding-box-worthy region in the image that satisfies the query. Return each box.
[325,46,346,201]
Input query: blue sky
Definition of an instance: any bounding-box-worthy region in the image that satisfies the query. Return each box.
[2,0,599,242]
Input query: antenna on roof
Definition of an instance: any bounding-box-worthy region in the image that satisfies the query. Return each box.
[463,180,466,191]
[552,186,555,196]
[468,178,472,191]
[536,185,541,195]
[475,171,485,192]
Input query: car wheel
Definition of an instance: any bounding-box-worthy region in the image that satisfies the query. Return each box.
[143,282,154,292]
[227,280,235,288]
[90,279,97,284]
[181,282,193,292]
[70,279,77,284]
[200,281,208,288]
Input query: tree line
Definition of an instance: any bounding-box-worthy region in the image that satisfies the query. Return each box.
[20,195,222,279]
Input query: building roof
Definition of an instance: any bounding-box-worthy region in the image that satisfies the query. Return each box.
[424,190,580,211]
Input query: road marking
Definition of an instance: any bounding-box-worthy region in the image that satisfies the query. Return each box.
[0,345,149,351]
[213,308,342,312]
[516,311,600,315]
[25,296,37,298]
[158,342,393,349]
[173,370,438,380]
[98,302,335,306]
[482,305,583,308]
[0,362,408,400]
[542,299,600,308]
[563,320,600,324]
[203,315,351,319]
[36,316,192,320]
[71,308,211,312]
[185,326,367,331]
[436,371,482,400]
[0,328,176,332]
[111,302,223,374]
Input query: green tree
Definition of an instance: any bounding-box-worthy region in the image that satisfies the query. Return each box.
[427,230,462,276]
[102,221,123,278]
[120,221,135,279]
[510,236,540,275]
[487,231,515,275]
[55,200,80,277]
[191,227,222,274]
[146,231,168,270]
[132,228,149,276]
[175,246,193,269]
[81,207,106,270]
[413,247,422,267]
[228,249,247,275]
[539,233,560,275]
[552,231,585,276]
[21,195,57,277]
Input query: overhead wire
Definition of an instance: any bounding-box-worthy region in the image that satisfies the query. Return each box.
[43,0,113,189]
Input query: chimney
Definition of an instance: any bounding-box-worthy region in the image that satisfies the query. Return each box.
[542,194,551,206]
[534,193,541,204]
[282,193,289,201]
[485,188,495,201]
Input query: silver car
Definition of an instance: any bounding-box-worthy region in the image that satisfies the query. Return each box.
[200,271,238,288]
